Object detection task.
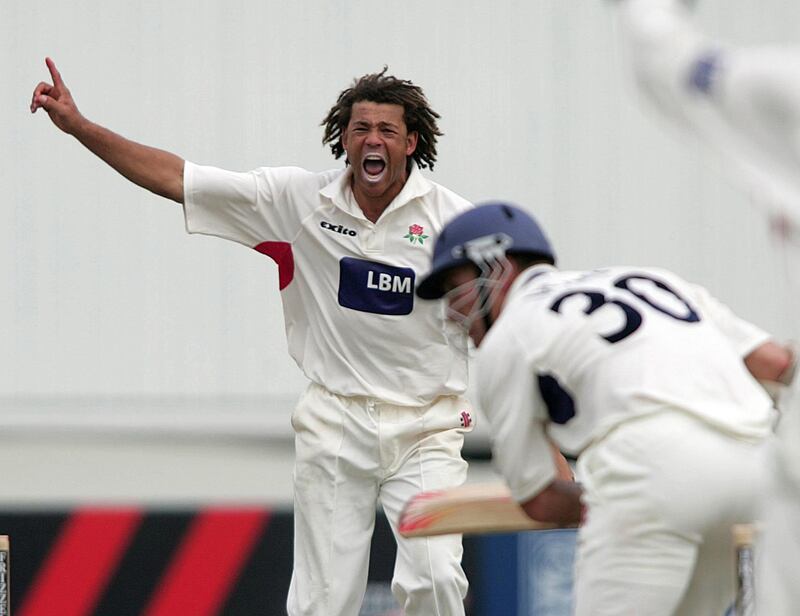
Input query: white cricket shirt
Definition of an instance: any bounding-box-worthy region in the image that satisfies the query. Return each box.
[183,161,471,406]
[476,264,774,503]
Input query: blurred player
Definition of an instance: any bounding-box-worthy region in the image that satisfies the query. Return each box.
[612,1,800,610]
[31,59,474,616]
[615,0,800,239]
[417,201,793,615]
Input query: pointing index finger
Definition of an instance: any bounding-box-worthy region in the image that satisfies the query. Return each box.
[45,57,63,87]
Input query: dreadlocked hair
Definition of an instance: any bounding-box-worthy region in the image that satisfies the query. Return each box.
[321,67,443,170]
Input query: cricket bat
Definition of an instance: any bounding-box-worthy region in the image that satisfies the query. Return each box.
[399,482,561,537]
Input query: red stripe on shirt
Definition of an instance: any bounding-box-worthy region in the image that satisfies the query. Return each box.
[254,241,295,290]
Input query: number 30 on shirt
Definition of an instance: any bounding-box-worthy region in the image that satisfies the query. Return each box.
[549,274,700,344]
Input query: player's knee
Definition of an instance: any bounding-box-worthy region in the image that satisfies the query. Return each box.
[391,543,467,614]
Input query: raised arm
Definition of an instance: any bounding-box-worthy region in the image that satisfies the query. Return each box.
[31,57,185,204]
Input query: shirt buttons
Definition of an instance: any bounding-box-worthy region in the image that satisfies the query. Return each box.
[363,228,382,252]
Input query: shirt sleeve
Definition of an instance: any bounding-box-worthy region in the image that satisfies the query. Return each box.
[689,282,772,356]
[182,162,309,247]
[476,328,557,504]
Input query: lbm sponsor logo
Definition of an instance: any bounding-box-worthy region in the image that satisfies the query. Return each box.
[367,271,412,294]
[338,258,415,315]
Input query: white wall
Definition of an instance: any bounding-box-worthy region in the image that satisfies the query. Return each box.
[2,2,799,497]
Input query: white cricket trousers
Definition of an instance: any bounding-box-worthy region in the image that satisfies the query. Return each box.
[758,378,800,616]
[575,411,767,616]
[286,383,471,616]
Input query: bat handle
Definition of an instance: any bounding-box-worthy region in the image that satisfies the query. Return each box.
[732,524,755,616]
[0,535,8,616]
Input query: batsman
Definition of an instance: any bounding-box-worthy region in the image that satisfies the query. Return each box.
[417,201,794,615]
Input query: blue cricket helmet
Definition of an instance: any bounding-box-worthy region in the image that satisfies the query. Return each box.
[416,201,555,300]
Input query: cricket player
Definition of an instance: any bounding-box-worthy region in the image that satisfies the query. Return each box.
[417,201,794,615]
[31,60,474,616]
[611,1,800,610]
[614,0,800,247]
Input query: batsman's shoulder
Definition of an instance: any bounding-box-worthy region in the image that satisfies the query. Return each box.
[478,311,524,366]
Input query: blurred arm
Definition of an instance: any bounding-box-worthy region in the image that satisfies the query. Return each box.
[745,341,795,385]
[521,479,583,527]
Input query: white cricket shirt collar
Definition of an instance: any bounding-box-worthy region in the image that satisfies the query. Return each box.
[319,160,433,221]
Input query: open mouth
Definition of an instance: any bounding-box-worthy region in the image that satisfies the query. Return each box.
[362,154,387,181]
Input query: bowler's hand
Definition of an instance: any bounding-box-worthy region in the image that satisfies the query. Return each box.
[30,57,85,134]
